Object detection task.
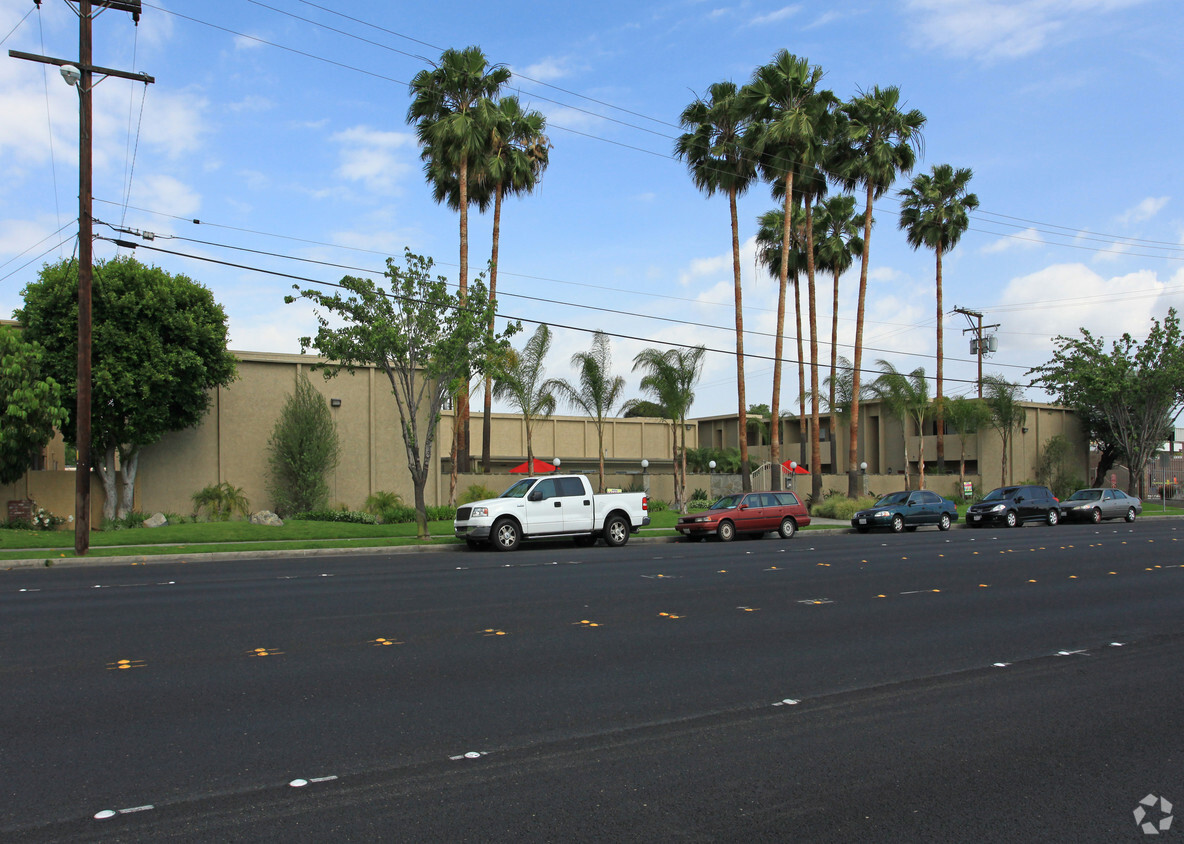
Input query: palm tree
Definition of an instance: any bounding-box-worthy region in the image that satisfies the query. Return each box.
[492,323,556,467]
[898,164,979,474]
[546,331,625,493]
[676,82,758,490]
[481,97,551,473]
[872,360,931,490]
[814,194,865,458]
[624,346,706,512]
[407,45,510,473]
[835,86,926,497]
[743,52,827,490]
[983,375,1026,486]
[943,394,992,488]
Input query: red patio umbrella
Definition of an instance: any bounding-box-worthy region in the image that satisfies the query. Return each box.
[509,458,557,474]
[780,460,809,474]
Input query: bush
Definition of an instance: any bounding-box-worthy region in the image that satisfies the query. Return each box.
[290,509,377,524]
[691,488,709,503]
[267,372,341,517]
[686,499,710,512]
[364,490,406,523]
[192,482,250,522]
[101,509,152,531]
[811,492,876,521]
[427,505,457,522]
[459,484,499,505]
[647,499,669,513]
[31,505,65,531]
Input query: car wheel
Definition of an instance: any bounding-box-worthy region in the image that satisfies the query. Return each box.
[1090,508,1102,524]
[1005,510,1018,528]
[603,515,630,547]
[891,514,904,533]
[1125,507,1137,523]
[778,517,797,539]
[717,520,736,542]
[1047,509,1059,526]
[938,513,952,531]
[492,518,520,552]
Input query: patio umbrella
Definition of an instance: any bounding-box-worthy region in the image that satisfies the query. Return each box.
[780,460,809,474]
[509,458,556,474]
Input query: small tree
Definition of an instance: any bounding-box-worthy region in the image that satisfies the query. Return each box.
[547,331,626,493]
[493,323,556,467]
[872,360,930,489]
[287,248,511,538]
[0,327,67,486]
[983,375,1027,486]
[266,372,341,516]
[943,395,992,488]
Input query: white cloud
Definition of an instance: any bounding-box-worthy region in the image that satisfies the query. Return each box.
[980,227,1045,254]
[135,88,210,158]
[515,56,576,83]
[131,174,201,218]
[331,126,416,195]
[228,95,274,114]
[1118,196,1169,225]
[748,5,802,26]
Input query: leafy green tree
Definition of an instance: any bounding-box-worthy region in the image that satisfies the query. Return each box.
[982,375,1027,487]
[898,164,979,472]
[407,45,511,473]
[287,248,511,538]
[623,346,706,512]
[835,86,926,496]
[266,372,341,517]
[1027,309,1184,495]
[943,394,992,488]
[743,52,829,489]
[676,81,758,490]
[0,326,67,485]
[493,323,557,468]
[622,400,665,419]
[872,360,931,489]
[547,331,625,493]
[17,256,237,519]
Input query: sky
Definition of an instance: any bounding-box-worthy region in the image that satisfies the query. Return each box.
[2,0,1182,421]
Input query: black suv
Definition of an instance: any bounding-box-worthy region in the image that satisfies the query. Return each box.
[966,484,1061,528]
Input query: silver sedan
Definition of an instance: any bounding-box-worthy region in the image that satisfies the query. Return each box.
[1060,488,1142,523]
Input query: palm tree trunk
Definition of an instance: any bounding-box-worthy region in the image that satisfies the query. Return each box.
[805,201,822,502]
[829,269,840,472]
[482,182,505,474]
[729,187,750,491]
[848,184,875,497]
[597,424,606,494]
[770,182,794,492]
[456,154,471,474]
[795,274,806,468]
[916,415,926,489]
[935,243,945,473]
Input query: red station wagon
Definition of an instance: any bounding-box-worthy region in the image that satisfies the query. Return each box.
[676,491,811,541]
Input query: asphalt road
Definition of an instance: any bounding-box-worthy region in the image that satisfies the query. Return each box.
[2,519,1182,841]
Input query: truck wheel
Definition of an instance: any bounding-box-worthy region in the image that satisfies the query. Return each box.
[492,518,520,552]
[603,514,630,547]
[778,517,796,539]
[717,520,735,542]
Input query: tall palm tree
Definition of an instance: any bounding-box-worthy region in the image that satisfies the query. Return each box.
[872,360,931,490]
[983,375,1026,486]
[407,46,510,473]
[835,86,926,497]
[743,52,827,491]
[492,323,556,467]
[546,331,625,493]
[624,346,706,512]
[481,97,551,473]
[898,163,979,475]
[676,82,758,490]
[813,194,865,459]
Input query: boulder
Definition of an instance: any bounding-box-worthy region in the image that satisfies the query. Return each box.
[251,510,284,527]
[143,512,168,528]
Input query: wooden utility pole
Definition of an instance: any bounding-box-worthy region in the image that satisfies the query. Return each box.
[10,1,152,554]
[953,307,1000,399]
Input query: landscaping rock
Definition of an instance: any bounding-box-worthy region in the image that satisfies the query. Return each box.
[251,510,284,527]
[143,512,168,528]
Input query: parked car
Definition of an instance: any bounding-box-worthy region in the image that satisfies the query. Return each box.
[454,474,650,551]
[966,484,1061,528]
[676,491,810,541]
[1059,488,1142,523]
[851,490,957,533]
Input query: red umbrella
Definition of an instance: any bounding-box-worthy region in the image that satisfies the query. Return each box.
[780,460,809,474]
[510,458,557,474]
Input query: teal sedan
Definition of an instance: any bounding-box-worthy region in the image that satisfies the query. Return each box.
[852,490,957,533]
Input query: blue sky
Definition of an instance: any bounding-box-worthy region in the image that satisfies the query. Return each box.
[2,0,1182,419]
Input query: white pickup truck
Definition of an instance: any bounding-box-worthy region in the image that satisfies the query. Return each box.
[454,474,650,551]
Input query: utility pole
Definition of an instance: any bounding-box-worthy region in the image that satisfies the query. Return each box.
[10,1,152,554]
[953,307,1000,399]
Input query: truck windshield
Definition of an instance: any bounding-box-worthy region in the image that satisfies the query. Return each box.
[500,479,536,499]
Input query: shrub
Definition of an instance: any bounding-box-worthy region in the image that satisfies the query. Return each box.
[811,492,876,521]
[31,506,65,531]
[459,484,500,505]
[290,509,377,524]
[647,498,669,513]
[364,491,404,522]
[686,499,710,512]
[267,372,340,517]
[691,488,709,503]
[101,509,152,531]
[427,505,457,522]
[192,482,250,522]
